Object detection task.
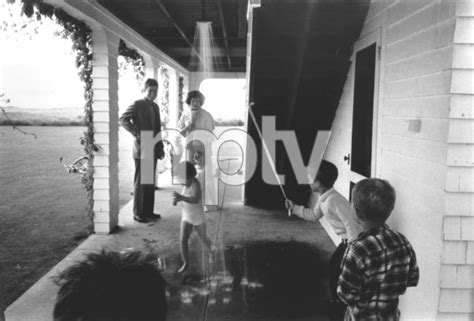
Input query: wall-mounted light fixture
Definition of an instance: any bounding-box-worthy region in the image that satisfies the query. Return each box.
[408,119,422,133]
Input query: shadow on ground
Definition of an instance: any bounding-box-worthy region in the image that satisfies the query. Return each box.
[159,241,330,321]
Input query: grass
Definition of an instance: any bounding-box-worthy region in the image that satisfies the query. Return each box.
[214,118,244,126]
[0,126,90,306]
[0,107,85,126]
[0,107,245,127]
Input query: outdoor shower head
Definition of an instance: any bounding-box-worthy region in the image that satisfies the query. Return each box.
[199,0,209,23]
[196,20,212,25]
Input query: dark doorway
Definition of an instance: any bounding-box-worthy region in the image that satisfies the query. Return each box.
[351,43,376,178]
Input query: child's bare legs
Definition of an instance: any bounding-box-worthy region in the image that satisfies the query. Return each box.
[195,223,215,254]
[179,221,194,273]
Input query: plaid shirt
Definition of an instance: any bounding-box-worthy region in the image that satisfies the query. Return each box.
[337,224,419,321]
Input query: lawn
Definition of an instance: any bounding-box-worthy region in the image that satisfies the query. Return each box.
[0,107,84,126]
[0,126,90,306]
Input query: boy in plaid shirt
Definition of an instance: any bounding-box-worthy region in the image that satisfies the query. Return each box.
[337,179,419,320]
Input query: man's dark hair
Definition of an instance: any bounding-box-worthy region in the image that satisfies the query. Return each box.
[185,90,205,105]
[315,160,338,188]
[352,178,396,224]
[53,250,167,321]
[144,78,158,88]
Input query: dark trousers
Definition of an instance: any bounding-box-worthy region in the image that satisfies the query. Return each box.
[329,240,348,301]
[133,158,156,218]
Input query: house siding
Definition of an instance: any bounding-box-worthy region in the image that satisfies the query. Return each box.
[323,0,470,319]
[439,1,474,319]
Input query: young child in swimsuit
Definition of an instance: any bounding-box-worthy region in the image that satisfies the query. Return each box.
[172,161,214,273]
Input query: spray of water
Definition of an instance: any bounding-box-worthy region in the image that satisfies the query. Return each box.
[189,21,223,76]
[188,20,228,276]
[188,21,234,320]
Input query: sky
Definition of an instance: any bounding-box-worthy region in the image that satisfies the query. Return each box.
[200,78,246,120]
[0,1,246,120]
[0,3,85,109]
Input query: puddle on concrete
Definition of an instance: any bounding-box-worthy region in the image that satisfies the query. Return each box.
[162,241,331,321]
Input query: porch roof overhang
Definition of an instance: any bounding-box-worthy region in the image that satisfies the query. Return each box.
[78,0,370,76]
[96,0,249,73]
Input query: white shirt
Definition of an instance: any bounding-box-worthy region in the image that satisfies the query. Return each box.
[178,108,215,154]
[292,188,362,241]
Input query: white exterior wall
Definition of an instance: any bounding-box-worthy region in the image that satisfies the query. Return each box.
[323,0,467,319]
[438,1,474,320]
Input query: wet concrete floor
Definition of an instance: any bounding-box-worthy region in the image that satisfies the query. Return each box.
[159,241,334,321]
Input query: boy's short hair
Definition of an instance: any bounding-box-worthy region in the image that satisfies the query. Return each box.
[53,250,167,321]
[144,78,158,89]
[315,160,338,188]
[352,178,396,224]
[175,161,197,180]
[185,90,205,105]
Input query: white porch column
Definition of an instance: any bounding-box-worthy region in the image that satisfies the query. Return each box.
[168,69,179,128]
[144,56,159,81]
[189,72,205,91]
[91,27,120,234]
[183,74,189,101]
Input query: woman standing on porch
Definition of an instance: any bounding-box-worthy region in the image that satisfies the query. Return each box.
[178,90,218,210]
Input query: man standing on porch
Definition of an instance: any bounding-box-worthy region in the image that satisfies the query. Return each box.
[120,78,164,223]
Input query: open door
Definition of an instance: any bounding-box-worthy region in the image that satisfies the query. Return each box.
[347,29,382,198]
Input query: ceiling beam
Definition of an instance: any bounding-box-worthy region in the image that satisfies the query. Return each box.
[215,0,232,68]
[169,47,247,57]
[153,0,202,64]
